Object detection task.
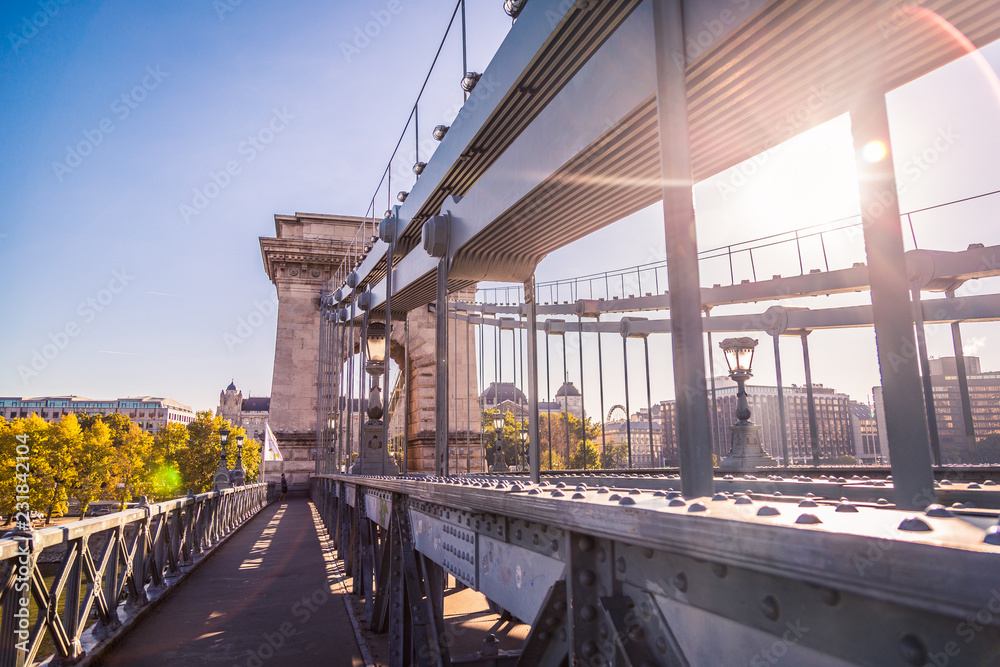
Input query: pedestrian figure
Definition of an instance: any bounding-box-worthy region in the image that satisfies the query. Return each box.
[280,473,288,501]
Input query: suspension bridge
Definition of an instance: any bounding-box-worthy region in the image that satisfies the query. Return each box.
[5,0,1000,665]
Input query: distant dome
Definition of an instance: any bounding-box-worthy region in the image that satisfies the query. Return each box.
[555,382,580,397]
[226,380,238,392]
[481,382,527,405]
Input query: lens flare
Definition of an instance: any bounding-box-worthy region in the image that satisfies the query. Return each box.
[861,140,888,163]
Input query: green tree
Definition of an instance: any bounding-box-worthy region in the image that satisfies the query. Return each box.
[600,442,628,469]
[481,409,529,470]
[539,412,601,469]
[569,439,601,469]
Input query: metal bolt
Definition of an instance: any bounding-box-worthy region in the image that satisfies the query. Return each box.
[581,604,597,621]
[578,536,594,552]
[579,569,596,586]
[711,563,728,578]
[760,595,780,621]
[899,633,928,665]
[673,572,688,592]
[616,557,627,573]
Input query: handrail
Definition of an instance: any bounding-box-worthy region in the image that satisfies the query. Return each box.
[0,482,277,666]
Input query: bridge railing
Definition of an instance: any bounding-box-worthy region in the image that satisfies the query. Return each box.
[0,482,277,667]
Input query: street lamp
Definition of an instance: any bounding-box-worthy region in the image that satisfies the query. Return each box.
[351,319,399,475]
[327,411,337,474]
[214,428,232,490]
[518,425,529,471]
[232,434,246,486]
[491,412,508,473]
[718,337,778,471]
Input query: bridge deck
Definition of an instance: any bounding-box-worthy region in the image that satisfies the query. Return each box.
[95,498,364,667]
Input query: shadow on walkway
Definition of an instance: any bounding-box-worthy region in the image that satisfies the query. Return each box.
[95,497,364,667]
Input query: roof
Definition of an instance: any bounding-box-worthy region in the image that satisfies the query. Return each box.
[242,397,270,412]
[555,382,580,397]
[605,421,661,432]
[226,380,238,391]
[480,382,527,405]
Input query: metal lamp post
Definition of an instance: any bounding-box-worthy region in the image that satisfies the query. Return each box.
[519,426,529,472]
[327,412,336,474]
[351,320,399,475]
[491,412,508,473]
[718,337,778,471]
[231,434,246,486]
[214,428,232,490]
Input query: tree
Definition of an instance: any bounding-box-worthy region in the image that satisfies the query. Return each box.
[539,412,601,469]
[73,419,115,517]
[481,409,529,470]
[150,422,188,499]
[569,439,601,470]
[109,423,154,509]
[177,411,228,493]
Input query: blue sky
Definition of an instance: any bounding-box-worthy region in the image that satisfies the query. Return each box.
[2,1,999,418]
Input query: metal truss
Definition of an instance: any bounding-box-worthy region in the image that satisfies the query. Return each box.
[313,474,1000,666]
[0,483,276,666]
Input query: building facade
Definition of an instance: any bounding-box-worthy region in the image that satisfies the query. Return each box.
[0,395,195,433]
[927,357,999,463]
[216,380,271,440]
[658,379,855,465]
[604,418,663,468]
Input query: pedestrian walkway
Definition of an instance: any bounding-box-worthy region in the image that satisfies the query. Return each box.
[95,497,365,667]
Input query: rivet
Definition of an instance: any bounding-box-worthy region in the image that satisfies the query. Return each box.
[760,595,780,621]
[551,490,565,497]
[656,636,668,653]
[836,502,859,513]
[668,498,687,507]
[572,492,586,499]
[553,600,567,612]
[616,556,627,573]
[597,486,610,494]
[711,493,728,501]
[899,633,928,665]
[582,640,598,657]
[735,497,753,505]
[556,482,567,488]
[673,572,688,592]
[924,504,953,518]
[620,497,636,506]
[581,604,597,621]
[984,526,1000,546]
[711,563,728,578]
[538,631,550,641]
[599,624,609,639]
[653,490,667,497]
[798,499,818,507]
[558,628,567,642]
[643,547,655,559]
[629,488,642,495]
[579,569,596,586]
[515,529,522,540]
[578,536,594,552]
[757,506,780,517]
[877,498,890,505]
[688,502,707,512]
[544,616,558,627]
[796,513,822,524]
[898,517,932,532]
[608,493,621,502]
[533,533,540,545]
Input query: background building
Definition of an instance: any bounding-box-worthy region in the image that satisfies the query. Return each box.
[216,381,271,438]
[0,395,195,432]
[605,417,662,468]
[658,379,855,465]
[849,401,881,465]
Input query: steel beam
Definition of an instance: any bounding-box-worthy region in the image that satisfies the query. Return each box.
[652,0,714,499]
[850,96,934,510]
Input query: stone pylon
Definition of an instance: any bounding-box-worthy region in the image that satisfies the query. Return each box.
[260,213,371,490]
[390,288,483,474]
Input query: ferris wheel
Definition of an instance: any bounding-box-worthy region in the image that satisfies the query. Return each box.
[607,404,627,422]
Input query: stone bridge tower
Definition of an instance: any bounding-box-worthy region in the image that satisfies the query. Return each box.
[260,213,368,490]
[261,212,482,488]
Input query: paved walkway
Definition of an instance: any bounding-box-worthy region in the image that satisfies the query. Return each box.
[96,497,364,667]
